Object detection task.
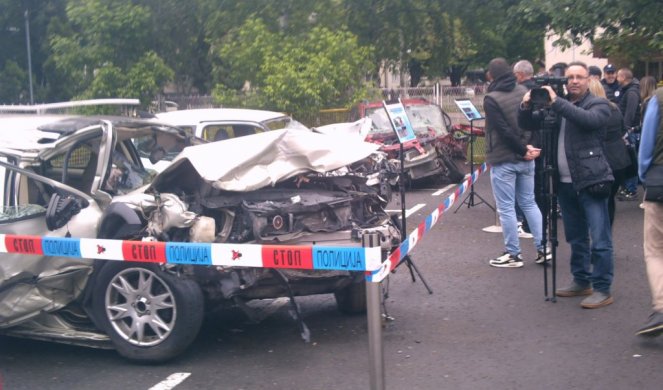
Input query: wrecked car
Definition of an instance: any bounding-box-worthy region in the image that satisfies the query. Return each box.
[154,108,308,141]
[357,98,467,185]
[0,117,401,363]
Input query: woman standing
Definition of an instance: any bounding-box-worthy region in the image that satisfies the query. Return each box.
[589,78,630,225]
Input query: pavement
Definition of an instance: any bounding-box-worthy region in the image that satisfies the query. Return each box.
[376,175,663,389]
[1,172,661,390]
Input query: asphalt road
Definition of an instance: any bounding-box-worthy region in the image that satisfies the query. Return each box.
[1,172,662,390]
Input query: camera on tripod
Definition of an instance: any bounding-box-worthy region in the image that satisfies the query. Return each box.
[530,76,568,107]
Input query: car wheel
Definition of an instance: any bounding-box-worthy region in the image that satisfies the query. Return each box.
[440,154,465,184]
[334,281,367,314]
[92,262,204,363]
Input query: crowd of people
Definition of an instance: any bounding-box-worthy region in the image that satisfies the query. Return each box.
[482,57,663,335]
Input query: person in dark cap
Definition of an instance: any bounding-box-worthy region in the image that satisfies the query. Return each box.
[602,64,620,103]
[484,57,549,268]
[589,66,602,80]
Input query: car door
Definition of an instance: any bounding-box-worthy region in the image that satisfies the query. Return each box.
[0,158,102,328]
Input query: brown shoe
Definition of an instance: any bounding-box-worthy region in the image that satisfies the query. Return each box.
[580,291,614,309]
[556,282,593,297]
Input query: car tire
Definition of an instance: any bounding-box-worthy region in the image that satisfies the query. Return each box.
[440,154,465,184]
[92,262,204,363]
[334,281,367,314]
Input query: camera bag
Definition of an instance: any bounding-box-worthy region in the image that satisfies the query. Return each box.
[644,164,663,203]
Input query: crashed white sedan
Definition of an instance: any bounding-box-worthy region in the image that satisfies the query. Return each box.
[0,116,400,362]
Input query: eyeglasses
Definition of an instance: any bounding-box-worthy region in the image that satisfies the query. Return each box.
[567,75,588,81]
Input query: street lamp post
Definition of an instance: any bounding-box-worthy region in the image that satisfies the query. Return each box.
[24,9,34,104]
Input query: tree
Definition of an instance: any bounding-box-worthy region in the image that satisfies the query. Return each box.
[49,0,173,105]
[516,0,663,63]
[212,19,374,118]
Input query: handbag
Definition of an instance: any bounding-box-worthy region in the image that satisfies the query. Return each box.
[586,181,613,199]
[644,164,663,202]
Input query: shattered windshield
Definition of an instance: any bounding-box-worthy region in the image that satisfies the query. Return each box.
[0,204,46,222]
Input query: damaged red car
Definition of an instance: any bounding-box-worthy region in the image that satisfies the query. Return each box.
[357,98,468,185]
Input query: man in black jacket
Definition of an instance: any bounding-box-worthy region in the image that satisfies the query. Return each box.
[519,61,615,309]
[601,64,620,103]
[617,67,641,201]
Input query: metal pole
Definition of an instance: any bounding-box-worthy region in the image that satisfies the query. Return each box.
[364,233,385,390]
[25,9,34,104]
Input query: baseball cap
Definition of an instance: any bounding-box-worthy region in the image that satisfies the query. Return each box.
[603,64,616,73]
[588,66,602,77]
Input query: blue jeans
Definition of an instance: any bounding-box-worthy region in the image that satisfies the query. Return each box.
[624,133,639,193]
[490,161,543,256]
[557,182,614,293]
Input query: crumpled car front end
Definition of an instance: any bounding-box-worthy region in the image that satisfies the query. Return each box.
[104,129,401,303]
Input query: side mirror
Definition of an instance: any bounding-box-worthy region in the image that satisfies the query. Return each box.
[45,193,86,231]
[149,146,166,164]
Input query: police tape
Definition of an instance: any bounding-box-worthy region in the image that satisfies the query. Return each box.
[0,162,488,277]
[367,162,489,283]
[0,234,383,272]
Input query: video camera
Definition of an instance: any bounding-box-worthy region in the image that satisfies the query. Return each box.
[530,75,568,106]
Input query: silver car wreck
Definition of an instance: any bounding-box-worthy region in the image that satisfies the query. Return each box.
[0,117,400,362]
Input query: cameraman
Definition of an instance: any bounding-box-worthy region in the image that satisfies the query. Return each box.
[518,61,615,309]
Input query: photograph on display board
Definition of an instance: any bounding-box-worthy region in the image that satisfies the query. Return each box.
[382,100,416,143]
[454,99,484,121]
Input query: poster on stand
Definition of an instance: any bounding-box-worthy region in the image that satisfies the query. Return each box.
[382,100,416,143]
[454,99,484,121]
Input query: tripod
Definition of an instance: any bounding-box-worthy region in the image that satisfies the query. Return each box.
[395,142,433,294]
[455,118,495,213]
[536,108,559,301]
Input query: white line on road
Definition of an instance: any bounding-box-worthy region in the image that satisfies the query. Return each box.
[387,203,426,218]
[149,373,191,390]
[432,184,455,196]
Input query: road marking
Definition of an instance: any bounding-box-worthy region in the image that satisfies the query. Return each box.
[432,184,455,196]
[149,373,191,390]
[387,203,426,218]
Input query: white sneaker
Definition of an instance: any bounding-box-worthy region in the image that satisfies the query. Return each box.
[535,250,552,264]
[517,222,533,239]
[489,252,524,268]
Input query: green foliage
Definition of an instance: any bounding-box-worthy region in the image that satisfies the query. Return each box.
[49,0,172,106]
[0,61,28,104]
[515,0,663,61]
[212,20,374,118]
[7,0,659,109]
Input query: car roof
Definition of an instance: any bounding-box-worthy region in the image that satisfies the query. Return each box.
[0,115,185,153]
[0,115,79,151]
[155,108,289,125]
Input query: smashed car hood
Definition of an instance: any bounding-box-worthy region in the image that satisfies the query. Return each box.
[150,128,380,192]
[313,118,372,141]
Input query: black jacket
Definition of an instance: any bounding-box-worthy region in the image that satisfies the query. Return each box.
[603,104,631,171]
[602,79,620,103]
[618,79,641,129]
[519,91,613,191]
[484,73,529,165]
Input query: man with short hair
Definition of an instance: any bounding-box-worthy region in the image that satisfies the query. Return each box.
[513,60,538,90]
[519,62,615,309]
[617,67,642,201]
[484,58,547,268]
[602,64,620,103]
[513,59,545,238]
